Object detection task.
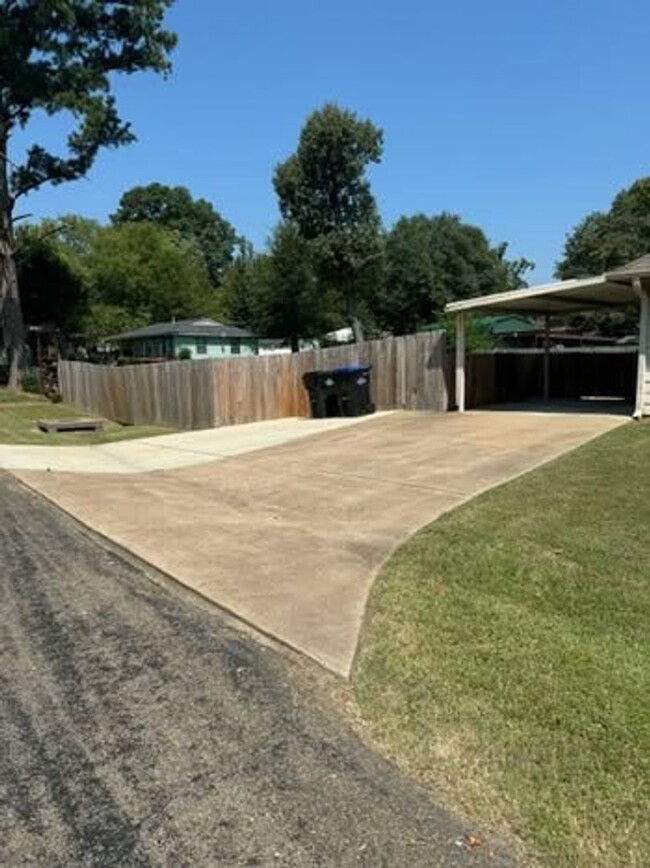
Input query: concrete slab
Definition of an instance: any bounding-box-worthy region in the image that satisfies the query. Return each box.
[0,414,385,473]
[14,410,627,677]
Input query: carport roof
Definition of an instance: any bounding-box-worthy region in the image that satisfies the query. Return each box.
[445,255,650,315]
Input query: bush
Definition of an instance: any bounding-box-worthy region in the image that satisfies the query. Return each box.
[177,347,191,360]
[21,370,41,393]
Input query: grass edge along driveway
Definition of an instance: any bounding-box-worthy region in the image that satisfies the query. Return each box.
[354,421,650,868]
[0,389,174,444]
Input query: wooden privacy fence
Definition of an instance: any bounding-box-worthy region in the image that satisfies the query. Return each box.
[446,348,638,409]
[59,331,448,429]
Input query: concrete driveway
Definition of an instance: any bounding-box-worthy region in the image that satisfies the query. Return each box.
[0,414,381,473]
[14,409,626,676]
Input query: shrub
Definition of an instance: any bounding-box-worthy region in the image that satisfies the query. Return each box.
[21,370,41,393]
[177,347,191,360]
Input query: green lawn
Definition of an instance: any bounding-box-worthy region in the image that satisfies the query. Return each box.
[0,390,175,444]
[0,388,48,404]
[354,422,650,868]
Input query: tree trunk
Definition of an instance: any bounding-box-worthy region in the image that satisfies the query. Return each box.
[0,239,24,389]
[346,285,364,344]
[350,314,364,344]
[0,136,25,389]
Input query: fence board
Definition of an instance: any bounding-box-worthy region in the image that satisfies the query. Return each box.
[444,348,638,409]
[59,331,448,430]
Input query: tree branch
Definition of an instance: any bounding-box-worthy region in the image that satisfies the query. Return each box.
[0,150,22,173]
[0,150,48,203]
[12,176,50,201]
[13,220,72,256]
[38,222,72,242]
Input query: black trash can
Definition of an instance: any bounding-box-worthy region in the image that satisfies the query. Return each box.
[303,364,374,418]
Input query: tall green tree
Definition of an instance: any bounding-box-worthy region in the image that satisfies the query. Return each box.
[87,222,217,325]
[220,227,338,349]
[14,215,109,344]
[556,178,650,278]
[255,224,336,352]
[273,103,384,342]
[0,0,176,386]
[19,214,101,292]
[15,223,90,335]
[378,213,532,335]
[111,183,238,286]
[219,241,268,329]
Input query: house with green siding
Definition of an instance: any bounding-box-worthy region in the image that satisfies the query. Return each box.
[108,318,259,360]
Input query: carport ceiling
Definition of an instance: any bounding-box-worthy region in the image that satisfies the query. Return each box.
[446,255,650,417]
[445,274,639,315]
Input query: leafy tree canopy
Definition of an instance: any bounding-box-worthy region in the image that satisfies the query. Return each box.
[87,222,218,325]
[0,0,176,385]
[15,223,90,334]
[1,1,175,196]
[22,214,101,282]
[377,213,533,335]
[43,214,103,262]
[219,241,266,330]
[220,226,341,351]
[81,303,148,347]
[252,223,337,351]
[556,178,650,278]
[273,103,384,341]
[14,215,223,345]
[111,183,238,285]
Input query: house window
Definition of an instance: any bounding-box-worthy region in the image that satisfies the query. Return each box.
[196,337,207,355]
[230,338,241,355]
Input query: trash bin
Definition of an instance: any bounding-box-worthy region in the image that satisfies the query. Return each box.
[303,364,374,418]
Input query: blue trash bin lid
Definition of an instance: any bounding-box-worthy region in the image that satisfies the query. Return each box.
[329,364,371,374]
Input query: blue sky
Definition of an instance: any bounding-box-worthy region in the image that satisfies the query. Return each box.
[13,0,650,282]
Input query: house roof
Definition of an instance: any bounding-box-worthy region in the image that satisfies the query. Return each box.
[484,314,537,335]
[108,318,255,341]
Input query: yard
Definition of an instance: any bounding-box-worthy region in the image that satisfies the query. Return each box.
[0,389,174,445]
[354,421,650,867]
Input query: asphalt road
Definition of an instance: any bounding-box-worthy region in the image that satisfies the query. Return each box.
[0,472,512,867]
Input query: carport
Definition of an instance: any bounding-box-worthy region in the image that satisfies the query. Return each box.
[446,255,650,417]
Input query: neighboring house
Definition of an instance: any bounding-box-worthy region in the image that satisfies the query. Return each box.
[108,318,259,360]
[485,314,538,346]
[258,337,320,355]
[481,315,626,348]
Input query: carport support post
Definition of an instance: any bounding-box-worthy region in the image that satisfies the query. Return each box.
[455,311,466,412]
[543,314,551,402]
[634,278,649,418]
